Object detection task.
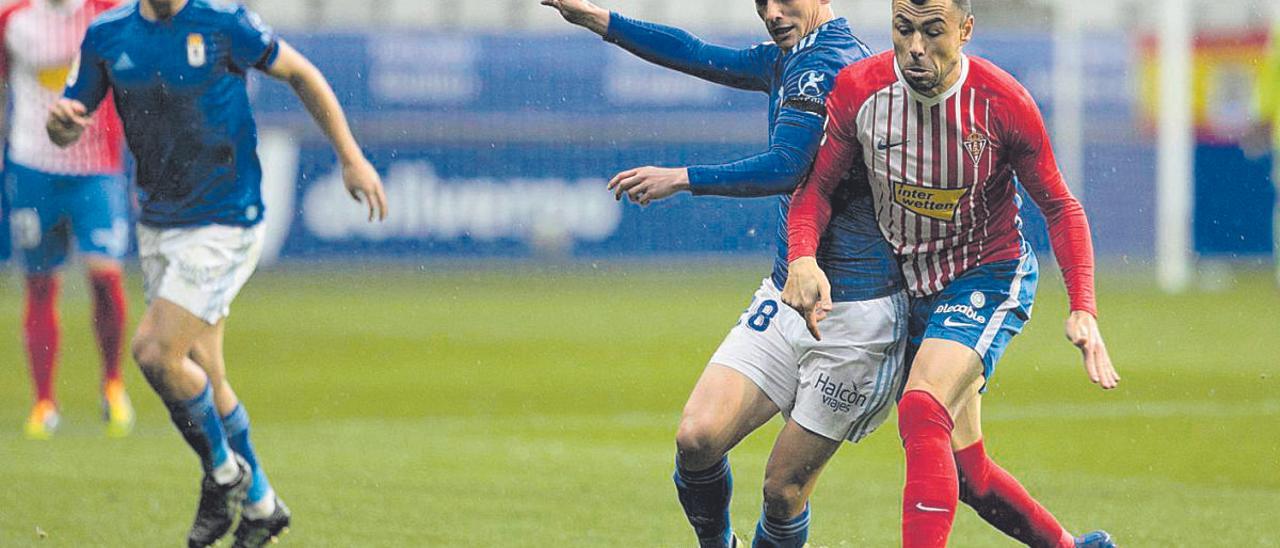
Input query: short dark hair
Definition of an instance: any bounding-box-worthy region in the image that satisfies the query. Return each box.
[910,0,972,15]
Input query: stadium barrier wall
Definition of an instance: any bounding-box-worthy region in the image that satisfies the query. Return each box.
[240,30,1259,263]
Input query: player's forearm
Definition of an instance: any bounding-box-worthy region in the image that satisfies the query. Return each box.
[688,114,823,197]
[688,148,811,197]
[289,65,363,165]
[604,12,764,91]
[1045,201,1098,317]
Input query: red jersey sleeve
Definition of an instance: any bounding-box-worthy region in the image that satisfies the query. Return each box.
[786,69,863,262]
[1004,85,1098,317]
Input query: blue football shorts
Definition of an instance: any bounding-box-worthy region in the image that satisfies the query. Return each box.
[905,244,1039,384]
[4,161,129,274]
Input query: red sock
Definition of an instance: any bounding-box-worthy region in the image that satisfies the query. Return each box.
[899,390,958,548]
[24,275,61,403]
[89,269,127,385]
[956,440,1075,548]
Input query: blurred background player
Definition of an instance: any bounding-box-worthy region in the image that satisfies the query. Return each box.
[543,1,908,547]
[1245,18,1280,288]
[48,0,387,545]
[0,0,132,440]
[783,0,1120,546]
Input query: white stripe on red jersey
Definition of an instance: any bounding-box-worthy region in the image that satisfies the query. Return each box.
[1,0,123,175]
[789,51,1098,316]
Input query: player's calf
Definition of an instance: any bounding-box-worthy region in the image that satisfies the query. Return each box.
[956,439,1073,548]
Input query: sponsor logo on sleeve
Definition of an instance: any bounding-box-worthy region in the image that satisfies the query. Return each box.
[892,180,970,222]
[798,70,826,98]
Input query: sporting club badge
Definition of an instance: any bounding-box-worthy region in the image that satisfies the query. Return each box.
[187,33,206,67]
[963,131,988,165]
[798,70,826,98]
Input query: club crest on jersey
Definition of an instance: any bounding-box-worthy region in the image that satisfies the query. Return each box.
[893,180,970,222]
[798,70,826,98]
[964,132,989,165]
[187,34,207,67]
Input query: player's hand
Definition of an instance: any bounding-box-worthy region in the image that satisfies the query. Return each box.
[342,157,388,222]
[1065,311,1120,390]
[607,166,690,206]
[781,257,833,340]
[46,99,91,147]
[540,0,610,36]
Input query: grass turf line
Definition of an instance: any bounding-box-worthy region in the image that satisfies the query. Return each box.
[0,265,1276,546]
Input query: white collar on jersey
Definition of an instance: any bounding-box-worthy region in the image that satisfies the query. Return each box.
[894,53,970,106]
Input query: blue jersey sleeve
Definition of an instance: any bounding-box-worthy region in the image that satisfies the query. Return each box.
[63,27,110,112]
[227,5,279,71]
[604,12,773,92]
[687,49,848,197]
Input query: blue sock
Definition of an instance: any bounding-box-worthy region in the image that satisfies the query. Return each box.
[674,455,734,548]
[752,503,810,548]
[165,382,232,474]
[222,404,272,503]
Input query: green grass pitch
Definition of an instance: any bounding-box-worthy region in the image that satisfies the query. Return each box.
[1,263,1277,546]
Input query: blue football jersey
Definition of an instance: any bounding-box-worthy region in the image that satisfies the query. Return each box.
[606,16,902,301]
[65,0,280,228]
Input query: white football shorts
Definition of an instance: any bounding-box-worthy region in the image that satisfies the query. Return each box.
[709,278,909,442]
[137,223,265,325]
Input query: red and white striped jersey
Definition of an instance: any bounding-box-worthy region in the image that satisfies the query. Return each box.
[789,51,1096,316]
[1,0,123,175]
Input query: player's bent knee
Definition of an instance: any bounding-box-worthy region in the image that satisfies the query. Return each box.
[675,418,727,469]
[131,334,180,372]
[897,390,953,440]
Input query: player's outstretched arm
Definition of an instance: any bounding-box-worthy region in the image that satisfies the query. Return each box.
[266,41,387,222]
[543,0,770,92]
[1005,86,1119,389]
[46,98,91,148]
[540,0,609,36]
[605,112,819,205]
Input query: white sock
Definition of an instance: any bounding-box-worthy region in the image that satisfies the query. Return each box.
[242,490,277,520]
[211,456,241,485]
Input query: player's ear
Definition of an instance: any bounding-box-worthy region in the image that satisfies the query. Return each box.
[958,14,974,46]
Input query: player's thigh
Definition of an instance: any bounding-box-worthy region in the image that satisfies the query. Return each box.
[906,250,1039,412]
[904,338,985,415]
[66,173,129,263]
[135,297,215,364]
[136,223,265,326]
[681,279,801,452]
[680,364,781,450]
[791,290,910,444]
